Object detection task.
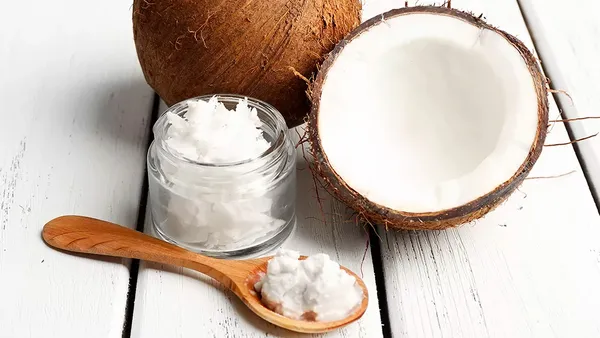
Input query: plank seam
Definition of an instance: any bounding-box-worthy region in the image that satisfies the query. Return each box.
[121,93,161,338]
[516,0,600,213]
[370,227,393,338]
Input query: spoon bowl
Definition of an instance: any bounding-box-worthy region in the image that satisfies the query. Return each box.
[42,215,369,333]
[239,256,369,333]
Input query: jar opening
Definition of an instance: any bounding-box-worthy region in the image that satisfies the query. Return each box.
[153,94,288,168]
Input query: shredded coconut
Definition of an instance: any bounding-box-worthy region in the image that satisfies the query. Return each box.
[254,250,364,322]
[157,96,285,249]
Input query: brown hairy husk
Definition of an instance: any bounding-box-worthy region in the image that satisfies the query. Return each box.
[307,6,549,230]
[132,0,361,128]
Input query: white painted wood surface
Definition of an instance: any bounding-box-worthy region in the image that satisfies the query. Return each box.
[0,1,154,337]
[131,101,383,336]
[517,0,600,201]
[370,1,600,337]
[3,0,600,337]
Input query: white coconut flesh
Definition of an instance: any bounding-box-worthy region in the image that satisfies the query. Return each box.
[317,13,539,213]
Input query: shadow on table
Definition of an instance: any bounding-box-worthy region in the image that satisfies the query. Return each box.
[291,151,367,258]
[85,75,155,148]
[227,286,335,337]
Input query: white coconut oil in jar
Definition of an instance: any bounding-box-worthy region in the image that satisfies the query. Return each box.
[147,95,296,258]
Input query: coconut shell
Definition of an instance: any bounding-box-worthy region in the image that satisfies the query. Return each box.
[132,0,361,128]
[307,6,549,231]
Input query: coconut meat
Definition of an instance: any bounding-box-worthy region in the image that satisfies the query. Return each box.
[317,12,539,213]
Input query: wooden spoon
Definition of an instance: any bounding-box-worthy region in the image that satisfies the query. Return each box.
[42,215,369,333]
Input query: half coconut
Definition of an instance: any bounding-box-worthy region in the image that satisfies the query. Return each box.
[308,6,549,230]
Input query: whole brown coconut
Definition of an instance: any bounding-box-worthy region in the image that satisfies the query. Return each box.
[307,6,549,231]
[132,0,361,128]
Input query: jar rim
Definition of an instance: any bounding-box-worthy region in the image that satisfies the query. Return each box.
[152,94,288,169]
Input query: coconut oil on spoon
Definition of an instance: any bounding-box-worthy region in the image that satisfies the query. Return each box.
[42,215,369,334]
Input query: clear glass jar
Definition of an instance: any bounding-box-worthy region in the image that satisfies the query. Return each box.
[147,95,297,258]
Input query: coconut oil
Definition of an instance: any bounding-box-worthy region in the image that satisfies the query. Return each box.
[254,250,364,321]
[147,95,296,258]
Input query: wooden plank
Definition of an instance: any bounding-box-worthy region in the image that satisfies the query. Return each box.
[373,0,600,337]
[518,0,600,201]
[0,1,155,336]
[132,101,383,337]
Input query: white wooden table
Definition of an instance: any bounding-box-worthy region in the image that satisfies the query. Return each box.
[1,0,599,337]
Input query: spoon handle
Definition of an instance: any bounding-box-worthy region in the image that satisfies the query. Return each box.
[42,215,235,284]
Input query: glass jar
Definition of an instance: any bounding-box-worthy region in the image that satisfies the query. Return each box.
[147,94,297,258]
